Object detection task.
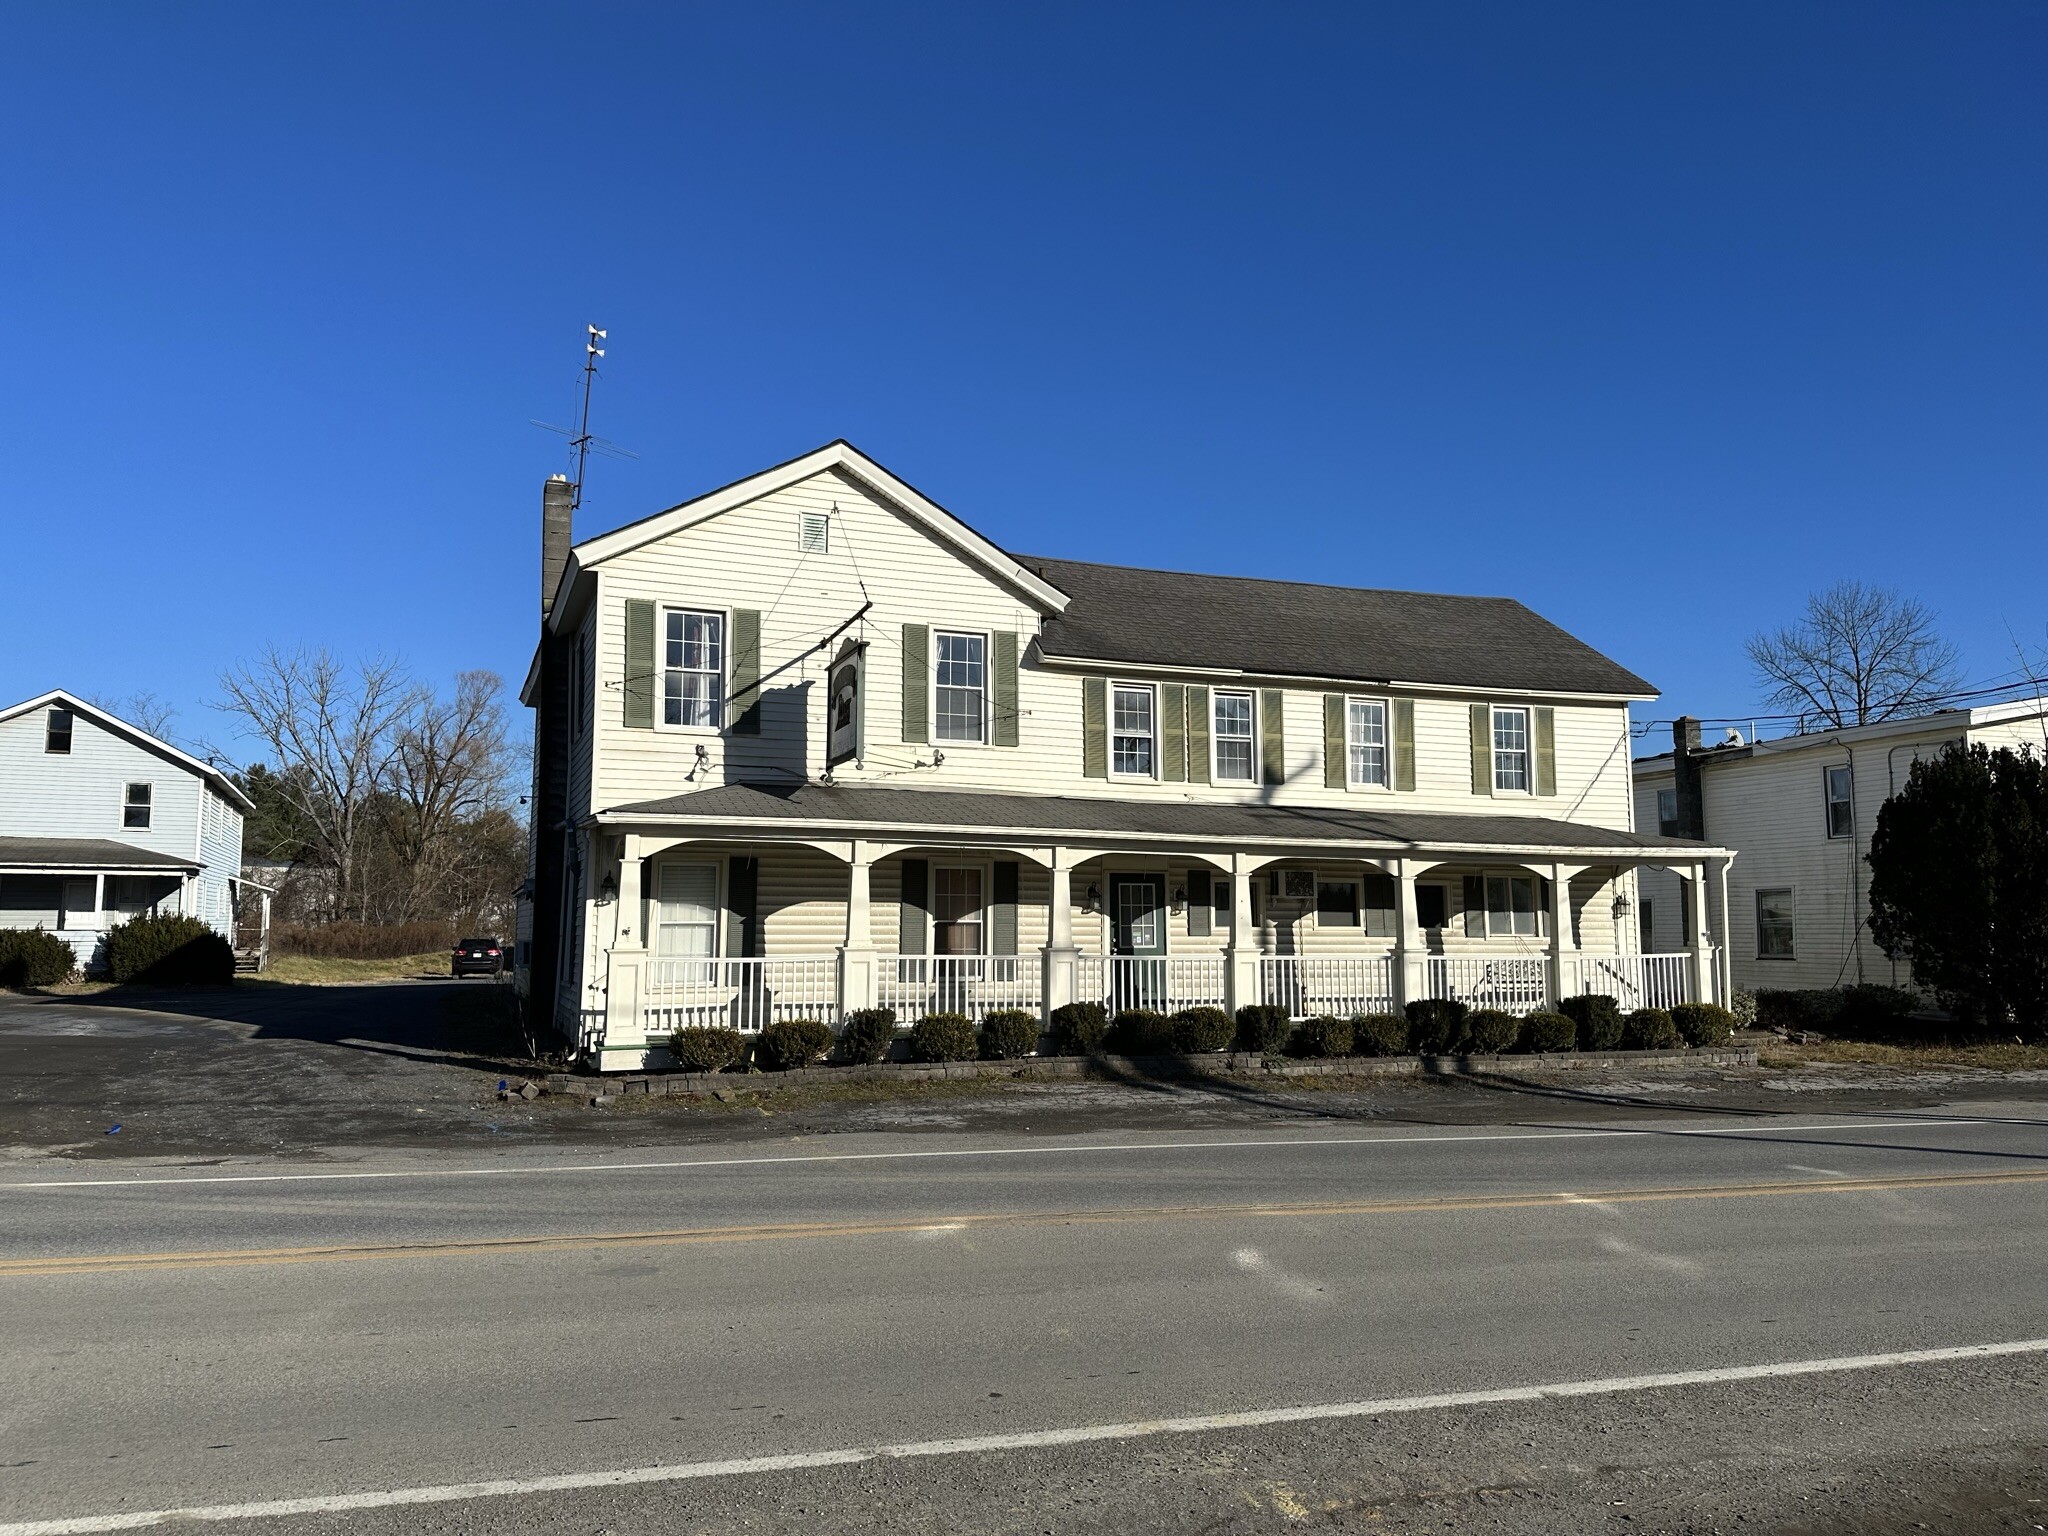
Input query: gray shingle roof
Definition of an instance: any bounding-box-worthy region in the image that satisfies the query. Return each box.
[1023,557,1655,697]
[609,782,1709,855]
[0,837,199,870]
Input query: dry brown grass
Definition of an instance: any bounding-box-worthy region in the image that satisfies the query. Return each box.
[261,952,456,984]
[1762,1038,2048,1073]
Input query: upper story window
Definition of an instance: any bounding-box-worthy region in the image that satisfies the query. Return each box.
[1656,787,1678,836]
[46,709,73,754]
[123,782,152,830]
[570,632,589,739]
[1491,706,1531,793]
[1824,765,1853,839]
[1212,690,1255,783]
[1112,684,1155,777]
[934,631,987,743]
[798,511,829,554]
[663,610,725,728]
[1347,698,1388,787]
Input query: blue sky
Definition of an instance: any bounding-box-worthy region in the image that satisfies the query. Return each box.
[5,2,2043,762]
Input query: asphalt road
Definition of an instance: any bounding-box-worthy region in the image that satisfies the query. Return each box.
[6,1107,2048,1533]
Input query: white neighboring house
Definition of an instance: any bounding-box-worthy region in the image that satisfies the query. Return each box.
[0,690,264,971]
[1633,702,2048,997]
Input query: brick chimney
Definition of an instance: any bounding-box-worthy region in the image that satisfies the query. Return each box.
[541,474,574,618]
[1671,716,1707,840]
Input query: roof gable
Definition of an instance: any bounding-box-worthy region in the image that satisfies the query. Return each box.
[0,690,255,811]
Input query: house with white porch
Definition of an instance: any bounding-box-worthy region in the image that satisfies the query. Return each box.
[520,442,1732,1071]
[0,690,262,970]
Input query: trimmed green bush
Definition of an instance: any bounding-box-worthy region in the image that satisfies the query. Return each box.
[0,929,77,989]
[1290,1014,1354,1058]
[1404,997,1469,1055]
[1731,988,1758,1028]
[1465,1009,1521,1054]
[1754,988,1842,1034]
[1106,1008,1174,1055]
[1623,1007,1679,1050]
[1169,1006,1235,1054]
[756,1018,833,1070]
[911,1012,979,1062]
[840,1007,899,1064]
[980,1009,1041,1060]
[1233,1004,1293,1054]
[1519,1010,1577,1053]
[1351,1012,1409,1057]
[1559,993,1625,1052]
[1050,1001,1109,1055]
[1671,1002,1736,1048]
[102,913,234,985]
[671,1025,746,1072]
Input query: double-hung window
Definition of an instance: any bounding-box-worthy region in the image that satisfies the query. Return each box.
[1824,766,1853,839]
[1315,879,1359,928]
[654,863,719,966]
[1484,873,1539,937]
[123,783,152,830]
[45,709,73,754]
[1757,888,1796,958]
[1656,787,1679,836]
[1347,698,1388,787]
[1112,684,1155,777]
[932,867,985,956]
[663,610,725,728]
[934,632,986,743]
[1212,690,1255,782]
[1492,706,1531,793]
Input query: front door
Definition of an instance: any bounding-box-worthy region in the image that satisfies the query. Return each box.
[1108,874,1166,1012]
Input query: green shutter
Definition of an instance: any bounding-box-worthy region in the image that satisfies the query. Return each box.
[898,859,928,955]
[1534,706,1556,796]
[726,856,759,958]
[1161,683,1186,782]
[1082,677,1107,779]
[1392,698,1416,791]
[623,600,655,729]
[991,861,1018,956]
[901,625,928,744]
[730,609,762,735]
[1186,686,1210,784]
[1260,688,1285,785]
[1462,873,1486,938]
[1187,869,1212,937]
[1323,694,1346,789]
[993,631,1019,747]
[1470,703,1493,796]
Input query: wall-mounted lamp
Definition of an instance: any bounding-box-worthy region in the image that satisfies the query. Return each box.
[1170,885,1188,915]
[597,873,618,906]
[1612,892,1633,920]
[1084,883,1103,914]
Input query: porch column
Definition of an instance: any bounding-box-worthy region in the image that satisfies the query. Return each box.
[1225,851,1257,1015]
[1687,860,1714,1006]
[1547,862,1582,1007]
[1713,855,1733,1006]
[1394,858,1423,1013]
[1042,846,1078,1019]
[91,873,104,929]
[839,841,878,1017]
[603,834,647,1054]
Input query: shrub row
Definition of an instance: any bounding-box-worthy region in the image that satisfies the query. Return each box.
[272,920,460,959]
[0,928,77,989]
[1755,985,1927,1041]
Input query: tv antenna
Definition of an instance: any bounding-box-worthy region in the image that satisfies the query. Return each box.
[532,324,637,513]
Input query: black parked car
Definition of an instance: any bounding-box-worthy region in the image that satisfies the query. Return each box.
[451,937,505,977]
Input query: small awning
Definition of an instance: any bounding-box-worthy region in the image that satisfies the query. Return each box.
[0,836,200,874]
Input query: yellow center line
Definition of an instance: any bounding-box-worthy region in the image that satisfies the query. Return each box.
[5,1167,2045,1278]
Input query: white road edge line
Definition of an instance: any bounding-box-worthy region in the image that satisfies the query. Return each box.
[5,1337,2044,1535]
[0,1117,1999,1191]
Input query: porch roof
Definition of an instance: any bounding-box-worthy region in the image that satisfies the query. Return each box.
[604,783,1724,860]
[0,836,200,873]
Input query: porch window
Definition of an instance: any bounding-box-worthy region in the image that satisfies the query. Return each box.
[932,867,984,955]
[663,610,725,728]
[1112,684,1155,777]
[1416,883,1448,930]
[1656,788,1678,837]
[1484,874,1539,937]
[934,631,987,743]
[1756,887,1796,959]
[1212,690,1255,782]
[655,863,719,959]
[123,783,152,830]
[1492,707,1531,793]
[1346,698,1388,787]
[1315,879,1359,928]
[1824,766,1853,839]
[46,709,73,755]
[1638,897,1655,952]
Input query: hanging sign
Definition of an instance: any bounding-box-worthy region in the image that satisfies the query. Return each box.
[827,639,866,768]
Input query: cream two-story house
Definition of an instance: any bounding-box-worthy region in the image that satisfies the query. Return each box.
[520,442,1731,1071]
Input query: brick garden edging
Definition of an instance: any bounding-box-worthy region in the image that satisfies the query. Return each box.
[546,1045,1758,1100]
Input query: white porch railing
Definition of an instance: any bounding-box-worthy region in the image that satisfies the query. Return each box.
[1077,954,1227,1015]
[1560,951,1695,1011]
[1259,954,1396,1018]
[644,956,839,1035]
[1426,955,1550,1015]
[879,955,1041,1023]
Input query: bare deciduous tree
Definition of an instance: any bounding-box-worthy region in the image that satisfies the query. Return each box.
[1746,581,1962,730]
[89,690,178,742]
[379,670,513,921]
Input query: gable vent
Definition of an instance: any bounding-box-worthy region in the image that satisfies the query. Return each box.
[798,511,830,554]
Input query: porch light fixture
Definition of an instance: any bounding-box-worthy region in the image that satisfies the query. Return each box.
[1084,883,1103,914]
[1170,885,1188,915]
[597,873,618,905]
[1612,892,1632,921]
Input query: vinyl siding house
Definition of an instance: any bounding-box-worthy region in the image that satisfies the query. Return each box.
[1634,703,2048,997]
[0,690,260,970]
[520,442,1733,1072]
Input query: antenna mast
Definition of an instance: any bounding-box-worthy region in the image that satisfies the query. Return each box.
[570,324,606,514]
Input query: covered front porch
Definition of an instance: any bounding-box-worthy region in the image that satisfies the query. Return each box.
[0,837,202,970]
[568,785,1731,1071]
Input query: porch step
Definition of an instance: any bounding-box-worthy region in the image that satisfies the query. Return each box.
[233,949,264,974]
